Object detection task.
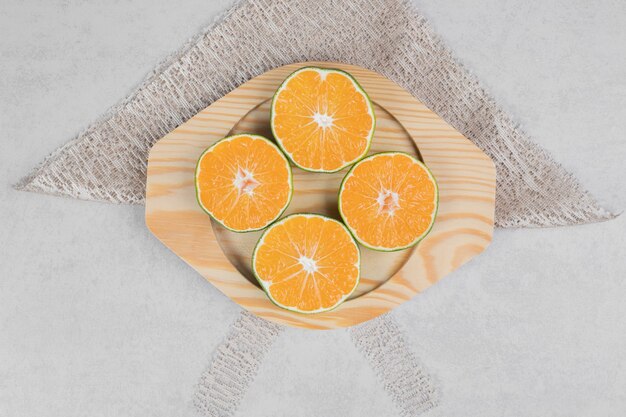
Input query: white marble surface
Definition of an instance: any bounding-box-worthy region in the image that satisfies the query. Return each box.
[1,1,625,416]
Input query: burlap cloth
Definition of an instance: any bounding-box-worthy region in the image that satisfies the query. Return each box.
[16,0,616,416]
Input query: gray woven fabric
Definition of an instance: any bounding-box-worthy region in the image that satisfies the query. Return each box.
[16,0,614,227]
[194,312,436,417]
[194,311,439,417]
[349,315,439,416]
[14,0,618,416]
[194,311,283,417]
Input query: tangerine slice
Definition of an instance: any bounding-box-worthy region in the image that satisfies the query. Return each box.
[252,214,360,313]
[271,67,375,172]
[195,134,292,232]
[339,152,438,251]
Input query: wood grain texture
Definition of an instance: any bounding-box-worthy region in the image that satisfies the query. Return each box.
[145,62,496,329]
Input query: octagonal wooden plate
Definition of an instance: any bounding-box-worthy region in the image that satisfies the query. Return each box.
[145,62,496,330]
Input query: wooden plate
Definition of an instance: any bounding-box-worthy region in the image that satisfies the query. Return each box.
[145,62,496,329]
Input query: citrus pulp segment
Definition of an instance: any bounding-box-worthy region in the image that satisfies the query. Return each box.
[270,67,375,172]
[195,134,292,232]
[252,214,360,313]
[339,152,438,251]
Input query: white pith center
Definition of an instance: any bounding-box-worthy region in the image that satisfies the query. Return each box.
[313,112,334,129]
[233,167,259,196]
[298,255,318,274]
[376,189,400,216]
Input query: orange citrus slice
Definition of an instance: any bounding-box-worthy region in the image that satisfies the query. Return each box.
[270,67,375,172]
[252,214,360,313]
[195,134,292,232]
[339,152,438,251]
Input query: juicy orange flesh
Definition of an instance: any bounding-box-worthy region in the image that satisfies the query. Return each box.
[196,135,291,231]
[341,154,437,249]
[273,69,373,171]
[254,215,359,312]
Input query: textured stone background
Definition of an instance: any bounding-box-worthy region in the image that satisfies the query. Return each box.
[1,1,625,416]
